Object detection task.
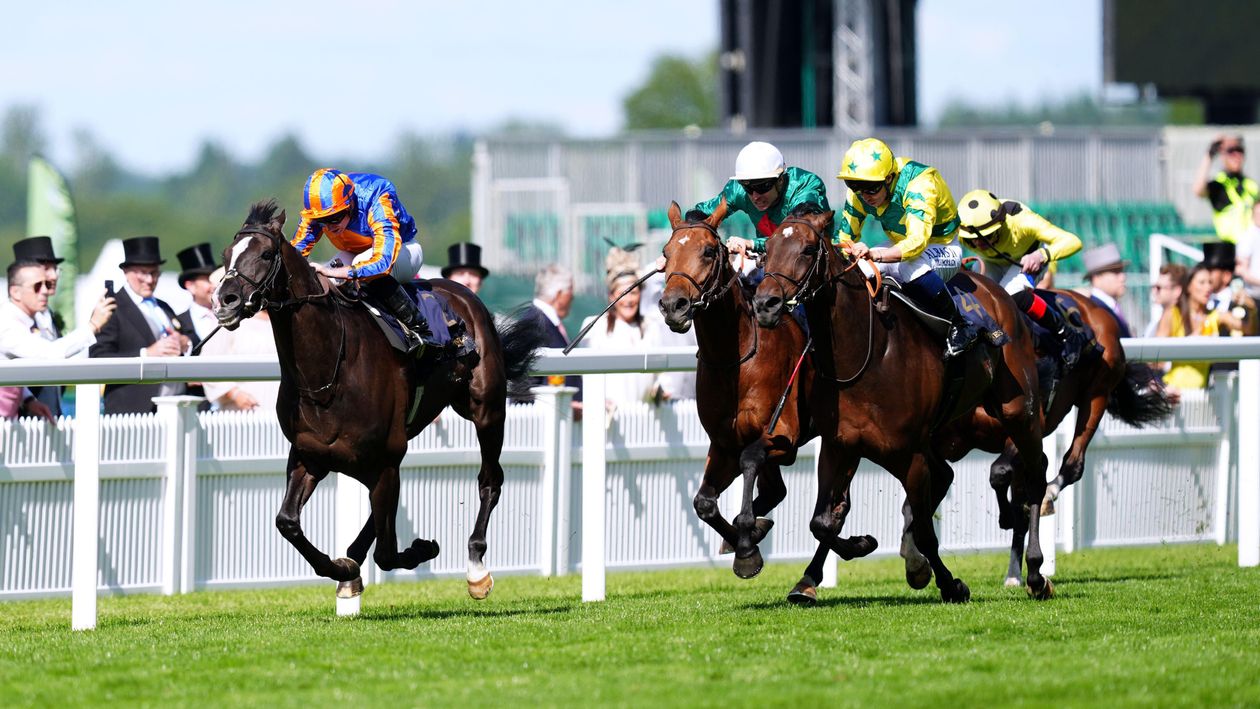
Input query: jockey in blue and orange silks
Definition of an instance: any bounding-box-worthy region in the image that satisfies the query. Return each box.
[291,168,430,354]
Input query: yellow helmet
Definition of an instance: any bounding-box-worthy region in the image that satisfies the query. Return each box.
[837,138,896,182]
[957,189,1005,238]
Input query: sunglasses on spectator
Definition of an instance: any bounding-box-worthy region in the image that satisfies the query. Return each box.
[845,180,886,195]
[21,280,56,293]
[1225,146,1245,155]
[739,178,780,195]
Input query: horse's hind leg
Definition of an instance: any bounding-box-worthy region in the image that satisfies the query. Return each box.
[466,411,507,599]
[1044,394,1106,516]
[370,464,440,572]
[275,448,358,582]
[990,443,1017,530]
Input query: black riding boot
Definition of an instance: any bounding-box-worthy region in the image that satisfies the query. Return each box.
[1033,304,1089,370]
[926,288,980,360]
[369,278,431,356]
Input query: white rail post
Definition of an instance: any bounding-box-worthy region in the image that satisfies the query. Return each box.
[71,384,101,631]
[335,470,371,616]
[154,396,203,595]
[534,385,577,577]
[1238,359,1259,567]
[582,374,607,602]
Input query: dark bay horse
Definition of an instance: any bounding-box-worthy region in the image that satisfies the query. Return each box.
[213,200,544,600]
[939,288,1174,585]
[752,209,1053,602]
[656,199,877,581]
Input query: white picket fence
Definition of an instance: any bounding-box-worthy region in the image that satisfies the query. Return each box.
[1,343,1258,629]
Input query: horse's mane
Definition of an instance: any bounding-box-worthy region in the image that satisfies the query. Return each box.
[244,199,281,229]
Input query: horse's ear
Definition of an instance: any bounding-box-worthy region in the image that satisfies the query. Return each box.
[272,209,287,232]
[811,210,835,231]
[707,197,729,227]
[667,201,683,228]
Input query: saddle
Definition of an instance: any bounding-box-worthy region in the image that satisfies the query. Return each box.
[361,281,472,363]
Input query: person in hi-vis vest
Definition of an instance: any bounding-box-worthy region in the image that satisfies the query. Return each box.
[1193,134,1259,244]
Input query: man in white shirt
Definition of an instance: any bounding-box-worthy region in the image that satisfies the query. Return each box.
[1,259,115,420]
[174,243,220,347]
[12,236,70,412]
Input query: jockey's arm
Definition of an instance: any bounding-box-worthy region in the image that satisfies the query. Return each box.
[1023,209,1082,267]
[894,177,940,262]
[291,216,321,257]
[346,193,404,280]
[836,195,866,256]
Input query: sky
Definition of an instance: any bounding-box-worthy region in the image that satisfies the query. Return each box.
[4,0,1100,177]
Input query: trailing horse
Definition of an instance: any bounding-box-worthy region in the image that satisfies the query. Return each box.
[213,200,545,601]
[657,199,876,584]
[752,209,1053,602]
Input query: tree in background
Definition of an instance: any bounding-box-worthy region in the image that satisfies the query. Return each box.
[623,53,718,131]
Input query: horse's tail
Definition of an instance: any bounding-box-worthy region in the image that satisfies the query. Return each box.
[496,311,549,401]
[1106,362,1176,428]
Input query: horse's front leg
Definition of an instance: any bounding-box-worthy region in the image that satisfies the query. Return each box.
[732,439,772,579]
[370,463,440,573]
[275,447,358,582]
[694,446,742,556]
[1043,395,1106,516]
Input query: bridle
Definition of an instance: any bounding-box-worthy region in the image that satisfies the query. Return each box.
[218,225,345,401]
[761,217,878,384]
[662,221,757,368]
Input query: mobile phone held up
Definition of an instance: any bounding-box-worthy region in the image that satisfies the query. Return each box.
[104,280,115,297]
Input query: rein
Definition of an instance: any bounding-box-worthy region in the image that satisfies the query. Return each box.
[662,221,757,369]
[764,218,879,385]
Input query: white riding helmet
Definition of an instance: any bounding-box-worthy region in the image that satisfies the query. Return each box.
[732,141,786,180]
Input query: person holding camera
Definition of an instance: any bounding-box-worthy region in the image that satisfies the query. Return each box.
[1,258,116,420]
[1193,134,1259,244]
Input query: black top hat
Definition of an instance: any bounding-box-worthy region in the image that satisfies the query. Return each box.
[13,236,65,264]
[176,243,219,285]
[442,242,489,278]
[118,236,166,268]
[1202,241,1237,270]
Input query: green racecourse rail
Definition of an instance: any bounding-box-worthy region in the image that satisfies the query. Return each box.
[2,339,1258,630]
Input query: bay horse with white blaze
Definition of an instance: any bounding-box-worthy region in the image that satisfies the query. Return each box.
[657,199,877,581]
[213,200,545,600]
[753,209,1053,602]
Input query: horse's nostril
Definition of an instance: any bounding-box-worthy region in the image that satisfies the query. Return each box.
[221,293,240,307]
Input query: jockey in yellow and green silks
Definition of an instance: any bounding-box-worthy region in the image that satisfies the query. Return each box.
[291,168,431,354]
[956,190,1093,368]
[835,137,977,359]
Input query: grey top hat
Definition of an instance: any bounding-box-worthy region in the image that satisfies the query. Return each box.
[13,236,65,264]
[1201,241,1237,270]
[442,242,489,278]
[1082,243,1127,278]
[118,236,166,268]
[176,243,219,284]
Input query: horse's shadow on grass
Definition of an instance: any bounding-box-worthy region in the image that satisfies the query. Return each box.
[359,602,576,622]
[741,592,952,611]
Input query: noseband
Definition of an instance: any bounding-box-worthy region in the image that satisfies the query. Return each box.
[220,227,335,314]
[662,221,739,314]
[760,218,841,308]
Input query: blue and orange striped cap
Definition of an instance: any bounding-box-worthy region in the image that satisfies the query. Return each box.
[301,168,355,220]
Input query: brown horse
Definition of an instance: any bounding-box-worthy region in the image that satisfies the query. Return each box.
[656,199,877,580]
[213,200,545,600]
[939,288,1174,585]
[752,209,1053,602]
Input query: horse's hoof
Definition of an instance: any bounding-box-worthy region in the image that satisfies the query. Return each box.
[941,578,971,604]
[1026,576,1055,601]
[336,575,364,599]
[412,538,440,564]
[786,581,818,606]
[1040,498,1057,517]
[751,517,775,544]
[905,557,932,590]
[1004,576,1023,588]
[334,557,361,583]
[718,539,735,555]
[997,510,1015,530]
[467,572,494,600]
[732,548,764,579]
[842,534,879,560]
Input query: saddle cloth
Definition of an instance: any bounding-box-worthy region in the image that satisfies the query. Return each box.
[366,281,461,353]
[887,274,1010,347]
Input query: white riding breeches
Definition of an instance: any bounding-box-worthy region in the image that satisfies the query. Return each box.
[868,241,963,283]
[329,241,424,283]
[984,260,1036,295]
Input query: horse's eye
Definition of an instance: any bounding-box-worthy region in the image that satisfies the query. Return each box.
[702,245,718,259]
[802,244,819,256]
[261,250,276,261]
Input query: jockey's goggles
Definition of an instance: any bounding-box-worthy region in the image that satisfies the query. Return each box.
[739,177,780,195]
[844,179,886,195]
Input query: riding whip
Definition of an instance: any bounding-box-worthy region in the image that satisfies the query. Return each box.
[562,267,662,354]
[767,336,811,435]
[191,325,223,356]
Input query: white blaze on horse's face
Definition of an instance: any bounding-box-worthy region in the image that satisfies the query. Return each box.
[678,235,690,245]
[227,237,253,273]
[783,226,794,238]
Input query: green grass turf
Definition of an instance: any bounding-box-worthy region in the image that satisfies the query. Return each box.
[1,544,1257,708]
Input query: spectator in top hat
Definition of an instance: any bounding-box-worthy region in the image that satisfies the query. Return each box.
[1,259,116,420]
[1082,243,1131,338]
[10,236,69,412]
[441,242,489,294]
[1194,134,1258,244]
[1201,241,1256,337]
[175,242,220,348]
[89,236,190,414]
